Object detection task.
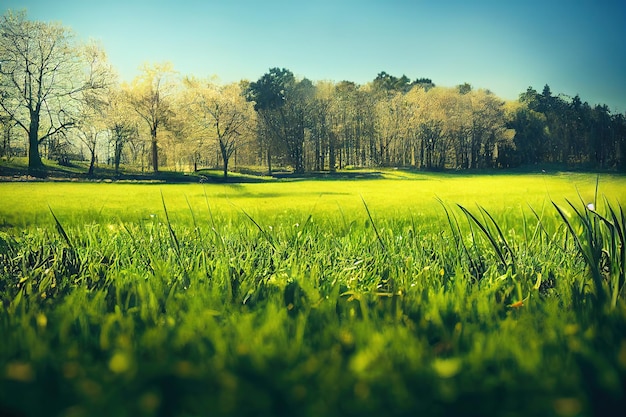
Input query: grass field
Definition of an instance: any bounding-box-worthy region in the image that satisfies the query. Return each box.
[1,170,624,227]
[1,171,625,417]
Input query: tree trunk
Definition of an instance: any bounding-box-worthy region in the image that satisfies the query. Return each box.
[28,114,44,175]
[151,136,158,173]
[220,140,229,179]
[114,142,122,174]
[329,132,336,173]
[314,131,321,171]
[88,149,96,177]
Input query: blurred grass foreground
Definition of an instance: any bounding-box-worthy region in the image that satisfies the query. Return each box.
[1,171,626,417]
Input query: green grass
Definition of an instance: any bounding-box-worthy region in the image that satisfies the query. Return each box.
[1,170,624,228]
[1,172,626,417]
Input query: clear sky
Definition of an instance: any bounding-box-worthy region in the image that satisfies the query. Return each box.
[3,0,626,111]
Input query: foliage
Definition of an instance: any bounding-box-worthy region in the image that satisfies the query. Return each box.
[2,11,626,178]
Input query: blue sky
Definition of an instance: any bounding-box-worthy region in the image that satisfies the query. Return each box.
[3,0,626,111]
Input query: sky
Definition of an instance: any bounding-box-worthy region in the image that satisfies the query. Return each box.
[3,0,626,112]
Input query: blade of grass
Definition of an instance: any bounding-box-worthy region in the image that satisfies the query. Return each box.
[160,190,180,255]
[457,204,507,268]
[553,201,607,308]
[436,197,480,279]
[185,194,203,242]
[478,205,516,268]
[231,201,276,251]
[48,206,73,249]
[361,195,386,252]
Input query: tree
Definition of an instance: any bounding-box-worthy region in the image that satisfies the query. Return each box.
[76,96,106,176]
[308,80,336,171]
[374,91,412,166]
[372,71,433,93]
[184,78,254,178]
[467,89,508,168]
[458,83,472,95]
[0,10,106,174]
[74,43,116,176]
[128,62,177,173]
[105,86,138,174]
[410,86,449,169]
[590,104,613,168]
[247,68,313,174]
[509,104,547,165]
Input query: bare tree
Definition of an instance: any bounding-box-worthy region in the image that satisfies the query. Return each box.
[0,10,106,174]
[185,78,254,178]
[128,62,177,173]
[106,87,138,174]
[74,43,116,176]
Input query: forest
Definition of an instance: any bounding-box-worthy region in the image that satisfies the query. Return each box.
[1,10,625,178]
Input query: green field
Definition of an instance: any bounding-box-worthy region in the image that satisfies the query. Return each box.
[2,170,625,227]
[1,171,625,417]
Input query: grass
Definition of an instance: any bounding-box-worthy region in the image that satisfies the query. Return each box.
[1,171,626,417]
[1,170,624,228]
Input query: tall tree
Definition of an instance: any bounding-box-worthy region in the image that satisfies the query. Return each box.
[105,86,138,174]
[128,62,177,173]
[310,80,342,172]
[467,89,508,168]
[184,78,254,178]
[247,68,313,174]
[74,43,116,176]
[0,10,106,174]
[374,91,411,166]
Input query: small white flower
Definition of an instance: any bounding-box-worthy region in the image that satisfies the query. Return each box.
[587,203,595,211]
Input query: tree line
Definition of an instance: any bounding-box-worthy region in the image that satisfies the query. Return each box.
[1,11,625,177]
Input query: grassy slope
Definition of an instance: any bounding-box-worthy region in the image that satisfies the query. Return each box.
[1,172,626,417]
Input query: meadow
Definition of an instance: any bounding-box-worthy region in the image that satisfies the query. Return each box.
[1,170,625,417]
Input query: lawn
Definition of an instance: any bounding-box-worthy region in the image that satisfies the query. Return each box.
[1,170,624,227]
[1,171,625,417]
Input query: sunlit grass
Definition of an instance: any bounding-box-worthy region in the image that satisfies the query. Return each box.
[1,171,625,416]
[1,171,624,228]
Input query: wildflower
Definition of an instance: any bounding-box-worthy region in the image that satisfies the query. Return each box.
[587,203,595,211]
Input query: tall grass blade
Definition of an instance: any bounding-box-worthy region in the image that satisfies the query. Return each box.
[526,202,558,250]
[594,174,600,208]
[235,204,276,251]
[478,205,515,268]
[457,204,507,268]
[203,187,217,230]
[361,195,386,252]
[48,206,73,249]
[185,195,203,242]
[160,191,180,254]
[602,197,625,306]
[436,197,480,279]
[553,200,607,308]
